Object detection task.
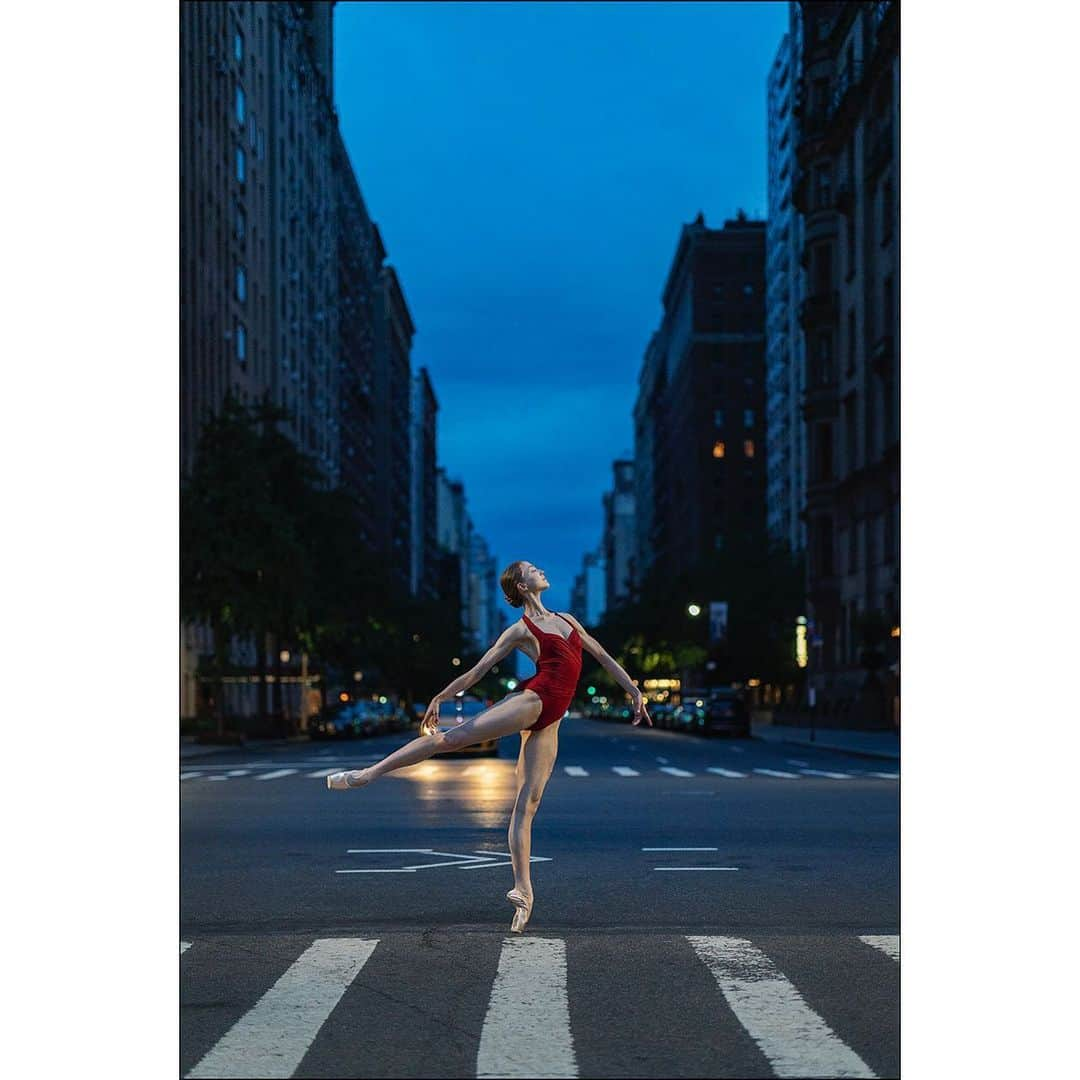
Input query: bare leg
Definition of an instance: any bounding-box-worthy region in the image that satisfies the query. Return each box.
[334,692,543,786]
[508,719,560,901]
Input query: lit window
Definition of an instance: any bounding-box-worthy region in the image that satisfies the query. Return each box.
[234,32,243,63]
[236,85,245,126]
[744,409,754,427]
[236,266,246,303]
[236,146,245,182]
[744,440,755,458]
[714,409,724,428]
[712,441,726,459]
[236,322,246,363]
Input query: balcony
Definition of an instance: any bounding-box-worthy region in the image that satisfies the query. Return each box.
[799,289,838,330]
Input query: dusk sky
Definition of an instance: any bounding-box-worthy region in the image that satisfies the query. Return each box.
[334,1,789,615]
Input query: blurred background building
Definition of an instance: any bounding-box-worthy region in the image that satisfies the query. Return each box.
[570,548,607,627]
[602,459,636,616]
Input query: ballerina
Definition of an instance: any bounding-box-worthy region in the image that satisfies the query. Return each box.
[327,559,652,931]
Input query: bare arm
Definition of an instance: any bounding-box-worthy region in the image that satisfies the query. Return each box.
[559,612,652,726]
[420,622,527,733]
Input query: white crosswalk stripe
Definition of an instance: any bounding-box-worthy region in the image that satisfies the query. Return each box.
[563,766,588,777]
[858,935,899,962]
[182,932,895,1076]
[612,766,640,776]
[707,767,747,778]
[226,770,250,777]
[185,938,378,1078]
[254,769,298,781]
[753,768,800,779]
[307,767,341,778]
[477,937,577,1078]
[659,766,694,777]
[869,772,899,780]
[800,769,853,779]
[180,772,204,781]
[687,935,876,1077]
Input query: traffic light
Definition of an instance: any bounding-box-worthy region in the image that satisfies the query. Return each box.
[587,685,596,695]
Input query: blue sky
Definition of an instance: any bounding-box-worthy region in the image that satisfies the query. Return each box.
[334,1,789,615]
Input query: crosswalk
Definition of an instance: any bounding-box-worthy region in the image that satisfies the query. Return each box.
[182,931,898,1078]
[181,762,898,784]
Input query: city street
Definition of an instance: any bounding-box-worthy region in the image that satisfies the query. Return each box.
[181,717,899,1078]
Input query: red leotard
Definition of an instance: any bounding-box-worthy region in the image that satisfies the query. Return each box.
[516,612,583,732]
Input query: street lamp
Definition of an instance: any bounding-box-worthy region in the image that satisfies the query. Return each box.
[279,649,291,663]
[687,603,701,617]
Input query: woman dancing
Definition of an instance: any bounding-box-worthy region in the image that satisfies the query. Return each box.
[327,559,652,932]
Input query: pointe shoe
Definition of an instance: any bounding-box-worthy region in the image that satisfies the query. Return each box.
[326,769,372,790]
[506,888,534,933]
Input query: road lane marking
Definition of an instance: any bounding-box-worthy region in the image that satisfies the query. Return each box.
[642,847,719,851]
[787,759,810,767]
[185,937,378,1079]
[307,767,341,778]
[858,935,899,962]
[656,867,739,871]
[226,770,250,777]
[612,766,640,776]
[563,766,588,777]
[254,769,298,781]
[180,772,203,781]
[687,936,876,1078]
[800,769,852,779]
[207,776,229,781]
[753,769,800,778]
[869,772,900,780]
[181,941,191,955]
[477,937,577,1079]
[659,766,694,777]
[707,767,747,778]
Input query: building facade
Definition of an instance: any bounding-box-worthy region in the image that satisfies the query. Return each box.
[602,459,637,613]
[570,548,607,627]
[793,0,899,716]
[766,27,808,554]
[633,213,768,584]
[410,368,439,601]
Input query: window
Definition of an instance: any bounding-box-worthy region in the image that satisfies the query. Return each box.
[882,180,894,244]
[818,516,834,577]
[235,321,246,363]
[236,266,246,303]
[816,423,833,481]
[712,441,726,459]
[714,409,724,428]
[847,308,856,375]
[235,204,245,240]
[844,394,857,472]
[744,439,755,459]
[846,206,856,275]
[236,85,245,126]
[883,275,894,337]
[234,31,244,63]
[236,145,245,183]
[849,519,858,571]
[744,408,754,428]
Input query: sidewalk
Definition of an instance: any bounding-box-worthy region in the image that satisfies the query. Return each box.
[750,721,900,761]
[180,735,310,761]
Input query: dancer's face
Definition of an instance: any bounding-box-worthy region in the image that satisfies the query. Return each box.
[520,562,549,598]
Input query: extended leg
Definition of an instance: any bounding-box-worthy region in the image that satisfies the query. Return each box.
[507,719,560,900]
[329,692,542,788]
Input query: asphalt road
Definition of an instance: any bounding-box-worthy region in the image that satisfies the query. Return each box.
[181,717,899,1078]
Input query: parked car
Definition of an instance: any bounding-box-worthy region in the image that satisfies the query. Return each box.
[701,688,751,737]
[416,695,499,757]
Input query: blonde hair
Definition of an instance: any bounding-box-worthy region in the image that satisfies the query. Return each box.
[500,560,527,608]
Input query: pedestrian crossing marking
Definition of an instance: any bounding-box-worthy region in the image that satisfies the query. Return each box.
[869,772,899,780]
[185,937,378,1079]
[787,759,810,767]
[659,766,695,777]
[800,769,853,779]
[207,776,229,781]
[226,770,250,777]
[181,941,191,955]
[180,772,203,781]
[753,769,800,779]
[612,766,640,776]
[687,936,876,1078]
[563,766,588,777]
[477,937,577,1079]
[858,935,899,962]
[307,767,340,778]
[254,769,298,781]
[707,767,747,778]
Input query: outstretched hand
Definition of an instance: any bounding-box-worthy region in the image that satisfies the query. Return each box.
[631,694,653,726]
[421,697,443,736]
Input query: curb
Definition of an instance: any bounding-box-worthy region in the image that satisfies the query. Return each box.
[749,730,900,762]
